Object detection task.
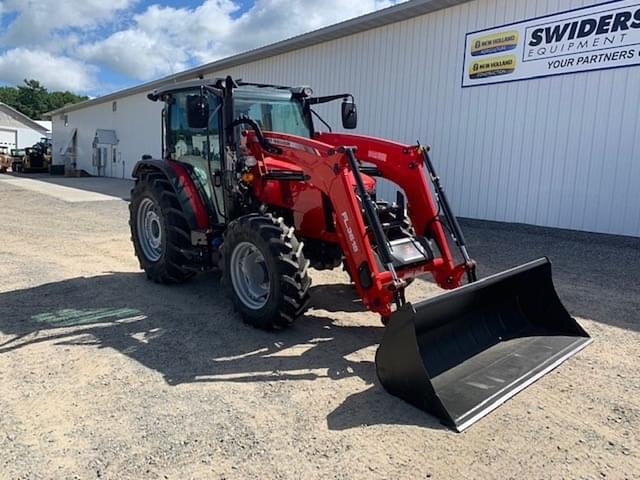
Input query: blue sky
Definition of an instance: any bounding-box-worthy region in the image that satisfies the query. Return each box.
[0,0,398,96]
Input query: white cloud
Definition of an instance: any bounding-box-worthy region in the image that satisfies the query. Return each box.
[0,0,401,91]
[1,0,135,48]
[79,0,398,80]
[78,29,190,80]
[0,48,96,92]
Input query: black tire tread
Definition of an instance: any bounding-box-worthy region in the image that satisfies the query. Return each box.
[129,173,195,284]
[223,213,311,329]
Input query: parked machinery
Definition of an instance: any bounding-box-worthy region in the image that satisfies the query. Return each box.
[0,146,11,173]
[10,148,25,172]
[24,139,51,173]
[129,77,591,431]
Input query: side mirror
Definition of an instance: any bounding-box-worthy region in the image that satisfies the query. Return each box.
[186,94,209,129]
[341,100,357,130]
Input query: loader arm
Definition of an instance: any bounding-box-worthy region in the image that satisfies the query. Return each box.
[315,132,472,288]
[246,131,396,316]
[245,131,468,316]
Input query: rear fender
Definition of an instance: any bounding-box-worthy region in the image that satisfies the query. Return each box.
[132,159,209,231]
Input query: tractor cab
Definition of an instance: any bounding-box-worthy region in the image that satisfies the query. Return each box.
[148,77,358,225]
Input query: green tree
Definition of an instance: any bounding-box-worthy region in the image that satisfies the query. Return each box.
[0,79,88,120]
[16,79,49,119]
[47,90,89,112]
[0,86,19,108]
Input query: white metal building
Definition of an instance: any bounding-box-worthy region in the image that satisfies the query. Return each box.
[49,0,640,237]
[0,103,50,150]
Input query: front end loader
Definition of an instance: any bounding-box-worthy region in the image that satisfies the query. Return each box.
[21,140,51,173]
[129,76,591,431]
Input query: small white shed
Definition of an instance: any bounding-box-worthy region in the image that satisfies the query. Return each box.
[0,103,49,150]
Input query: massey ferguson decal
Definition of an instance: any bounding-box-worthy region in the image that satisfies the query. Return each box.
[463,1,640,87]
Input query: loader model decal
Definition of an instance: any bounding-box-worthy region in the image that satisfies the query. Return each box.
[462,0,640,87]
[341,211,359,253]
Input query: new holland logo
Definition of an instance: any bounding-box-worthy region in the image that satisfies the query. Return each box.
[471,30,519,56]
[469,55,517,79]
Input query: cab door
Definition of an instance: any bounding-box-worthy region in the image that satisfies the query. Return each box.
[167,92,225,220]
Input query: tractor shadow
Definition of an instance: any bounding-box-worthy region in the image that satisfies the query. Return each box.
[309,283,365,313]
[0,272,440,431]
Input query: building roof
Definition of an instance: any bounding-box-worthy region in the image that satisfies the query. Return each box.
[35,120,52,132]
[0,103,50,133]
[45,0,470,117]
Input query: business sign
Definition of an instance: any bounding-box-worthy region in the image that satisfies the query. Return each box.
[462,0,640,87]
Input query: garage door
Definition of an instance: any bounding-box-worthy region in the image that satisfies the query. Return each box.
[0,129,17,149]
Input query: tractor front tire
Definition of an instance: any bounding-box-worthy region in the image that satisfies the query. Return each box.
[223,213,311,330]
[129,173,194,283]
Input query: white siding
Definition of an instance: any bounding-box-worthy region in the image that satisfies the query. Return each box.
[15,128,45,149]
[52,93,163,179]
[0,129,17,148]
[203,0,640,237]
[52,0,640,236]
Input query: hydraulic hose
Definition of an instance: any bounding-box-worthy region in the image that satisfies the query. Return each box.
[420,144,477,283]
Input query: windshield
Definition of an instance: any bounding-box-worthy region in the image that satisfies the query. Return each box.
[234,90,310,138]
[11,149,24,156]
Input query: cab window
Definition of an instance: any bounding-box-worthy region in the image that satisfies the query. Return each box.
[168,92,223,212]
[234,94,310,138]
[168,92,221,162]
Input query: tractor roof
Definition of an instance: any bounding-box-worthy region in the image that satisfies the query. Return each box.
[147,78,312,102]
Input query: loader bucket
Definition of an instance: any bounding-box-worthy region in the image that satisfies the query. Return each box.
[375,258,591,432]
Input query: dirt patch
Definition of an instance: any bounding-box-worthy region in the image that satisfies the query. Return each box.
[0,179,638,479]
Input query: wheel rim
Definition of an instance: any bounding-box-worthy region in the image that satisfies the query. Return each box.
[230,242,270,310]
[137,197,163,262]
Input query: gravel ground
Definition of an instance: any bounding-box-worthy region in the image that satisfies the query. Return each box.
[0,174,638,479]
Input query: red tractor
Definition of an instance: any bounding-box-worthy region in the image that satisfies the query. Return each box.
[130,76,590,431]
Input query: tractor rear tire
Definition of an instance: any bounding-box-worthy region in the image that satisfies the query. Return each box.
[129,173,195,284]
[223,213,311,330]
